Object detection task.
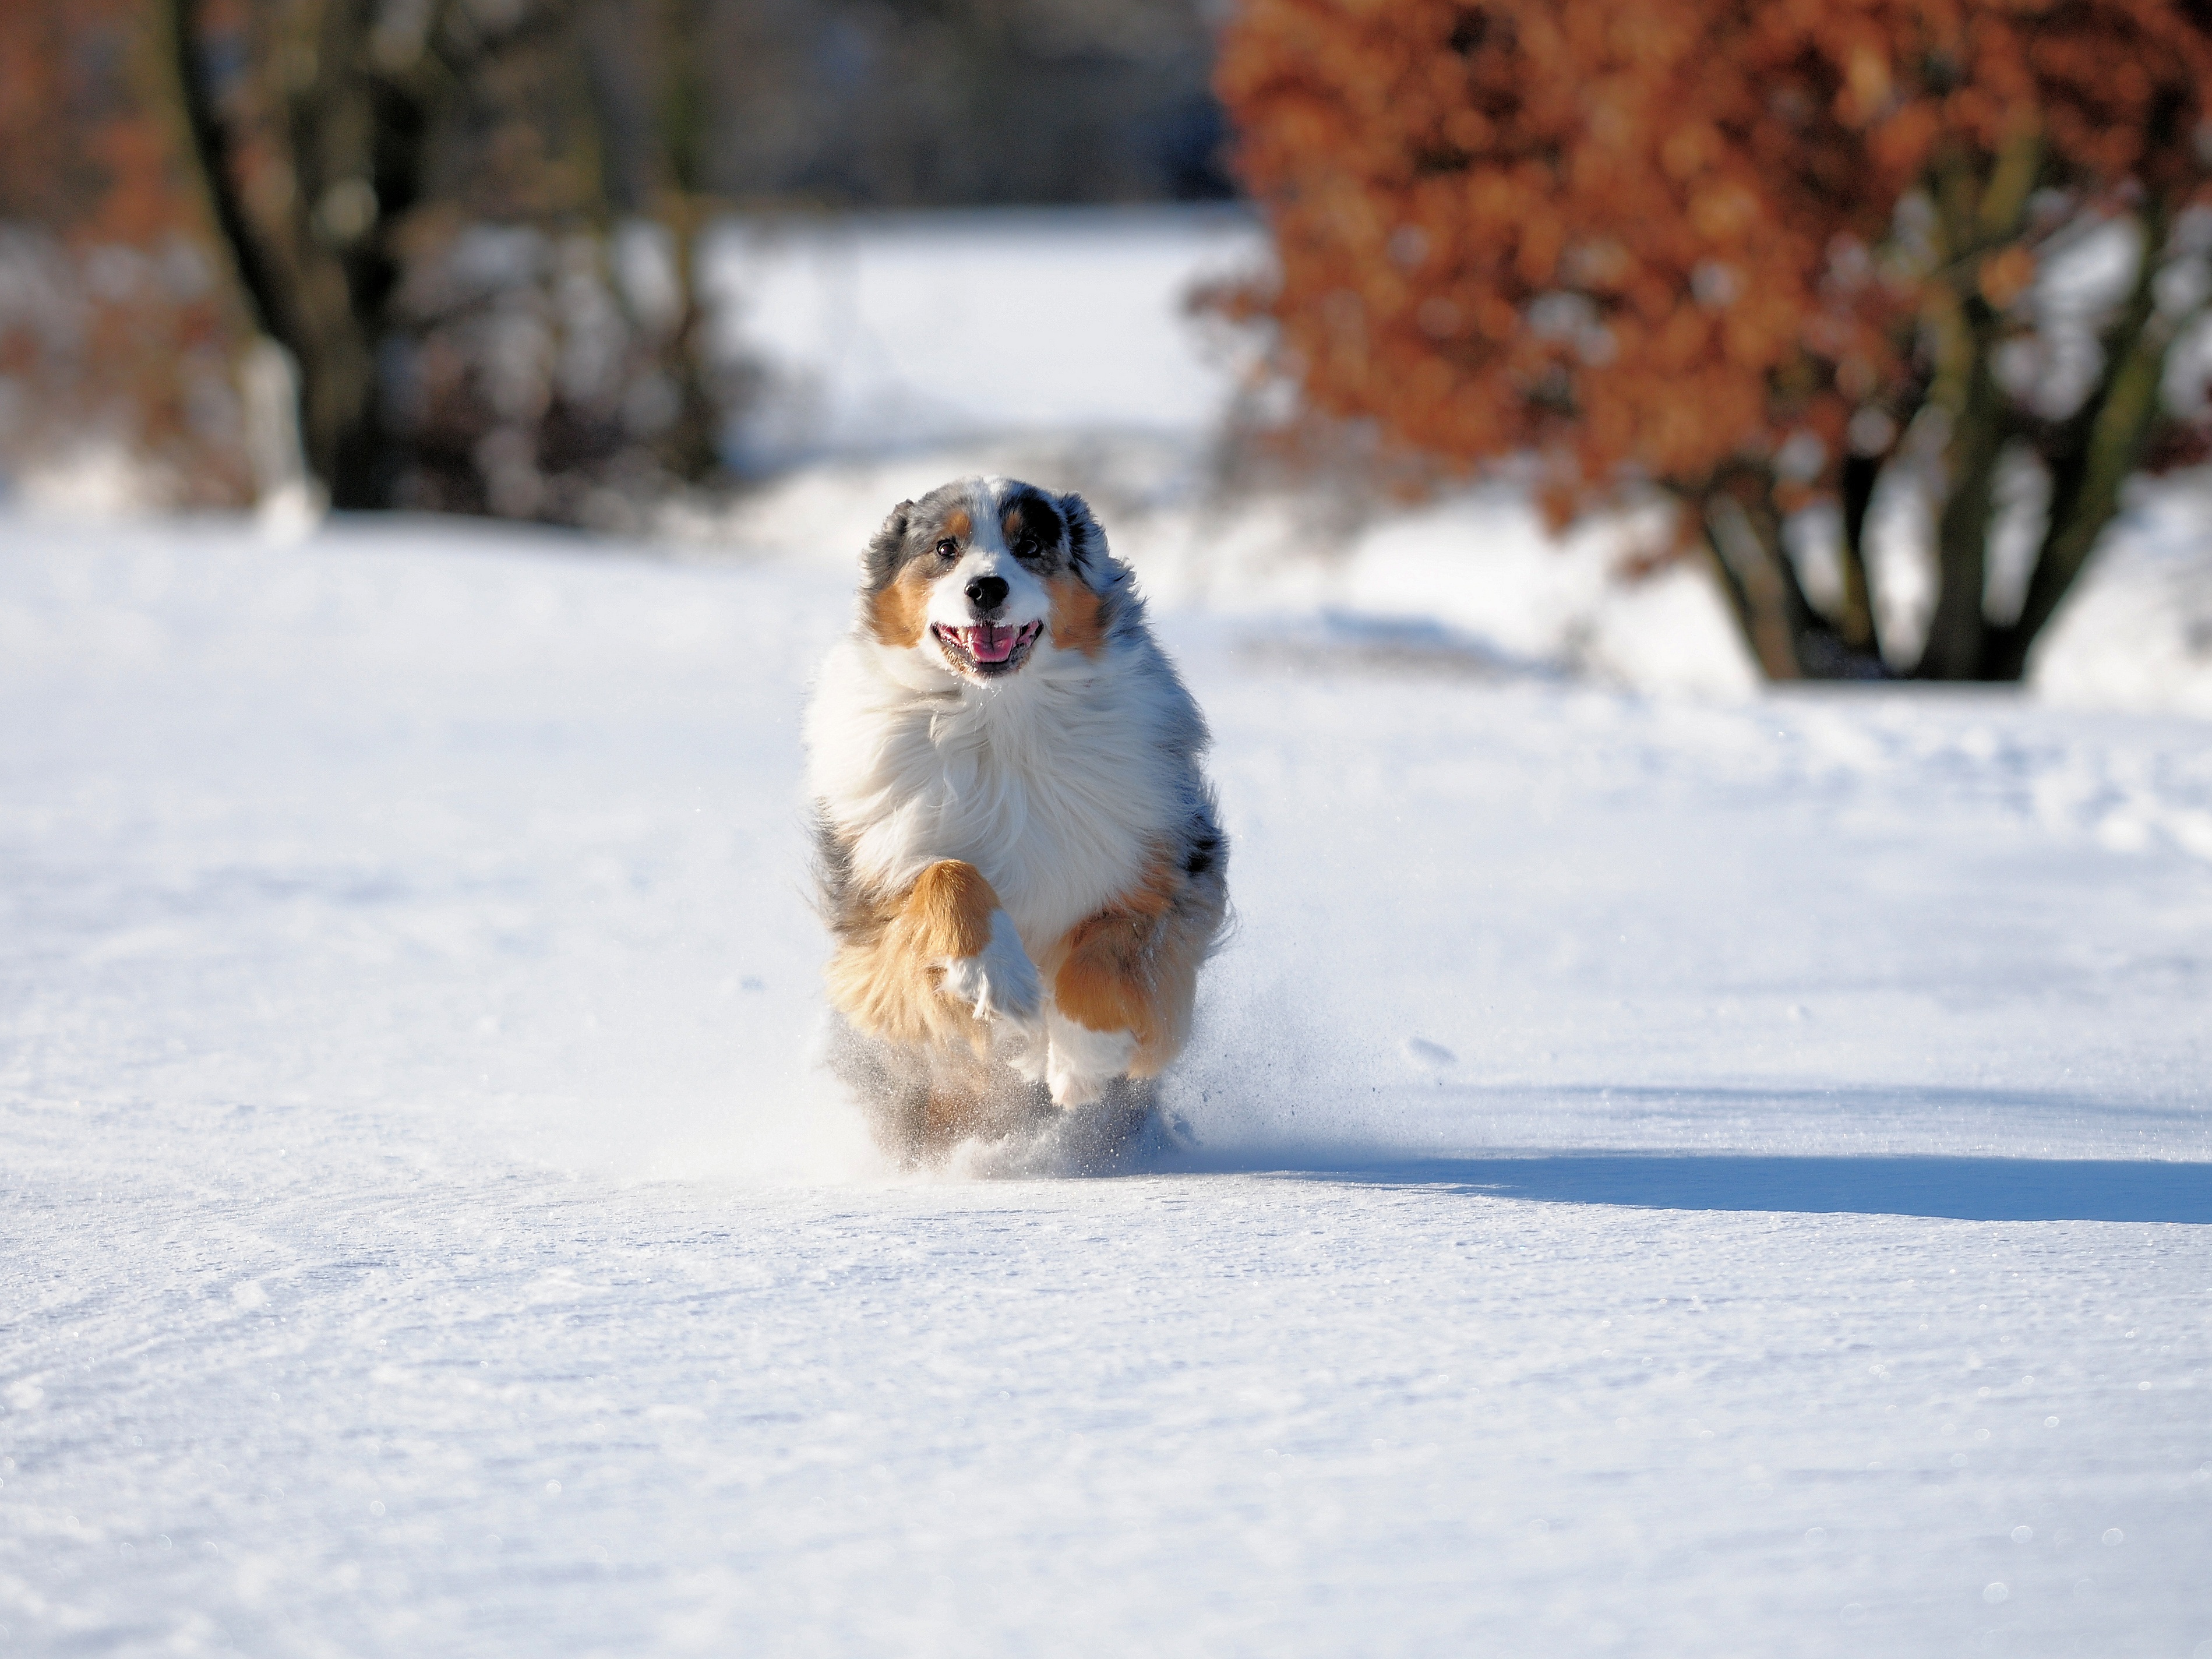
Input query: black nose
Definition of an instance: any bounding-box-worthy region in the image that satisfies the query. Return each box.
[965,575,1010,613]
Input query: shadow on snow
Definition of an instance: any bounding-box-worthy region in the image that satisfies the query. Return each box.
[1221,1153,2212,1223]
[1144,1081,2212,1220]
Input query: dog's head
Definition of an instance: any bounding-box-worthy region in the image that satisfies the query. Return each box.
[860,476,1110,682]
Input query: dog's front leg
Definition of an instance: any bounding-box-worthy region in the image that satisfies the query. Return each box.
[1046,910,1159,1107]
[1046,855,1219,1106]
[824,858,1043,1050]
[911,860,1043,1035]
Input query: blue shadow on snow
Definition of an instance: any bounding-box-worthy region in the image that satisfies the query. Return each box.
[1270,1155,2212,1223]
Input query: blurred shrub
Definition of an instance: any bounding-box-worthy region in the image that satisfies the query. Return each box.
[1214,0,2212,681]
[0,0,741,522]
[0,1,255,508]
[178,0,728,521]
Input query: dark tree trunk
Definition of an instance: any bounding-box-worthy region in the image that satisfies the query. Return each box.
[167,0,440,506]
[1699,466,1885,682]
[1914,293,2008,679]
[161,0,279,344]
[1983,204,2172,682]
[1834,447,1880,654]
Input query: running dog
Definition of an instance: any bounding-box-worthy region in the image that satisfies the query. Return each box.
[805,476,1227,1163]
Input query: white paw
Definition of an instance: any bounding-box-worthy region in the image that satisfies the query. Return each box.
[1044,1014,1137,1109]
[939,909,1043,1028]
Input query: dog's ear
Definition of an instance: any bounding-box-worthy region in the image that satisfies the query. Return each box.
[1057,491,1105,573]
[864,501,915,588]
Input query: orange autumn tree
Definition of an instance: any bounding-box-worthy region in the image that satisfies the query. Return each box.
[1214,0,2212,680]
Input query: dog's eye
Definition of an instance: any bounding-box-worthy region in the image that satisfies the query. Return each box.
[934,538,959,559]
[1013,536,1039,559]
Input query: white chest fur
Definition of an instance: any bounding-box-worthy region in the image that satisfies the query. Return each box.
[806,634,1187,951]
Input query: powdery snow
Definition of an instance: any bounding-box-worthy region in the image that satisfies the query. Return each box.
[2,511,2209,1658]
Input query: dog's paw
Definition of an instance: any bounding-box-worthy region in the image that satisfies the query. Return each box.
[939,909,1043,1028]
[1044,1015,1137,1109]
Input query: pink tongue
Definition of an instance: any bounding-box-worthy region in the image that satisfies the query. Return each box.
[969,623,1016,662]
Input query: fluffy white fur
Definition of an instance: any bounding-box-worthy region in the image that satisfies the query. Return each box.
[1040,1016,1137,1108]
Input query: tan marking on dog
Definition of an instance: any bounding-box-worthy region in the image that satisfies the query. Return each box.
[944,506,971,541]
[824,858,1003,1050]
[906,859,998,958]
[1049,847,1219,1076]
[867,561,932,648]
[1047,574,1107,658]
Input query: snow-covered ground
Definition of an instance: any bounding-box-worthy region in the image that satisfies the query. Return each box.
[3,501,2209,1657]
[2033,468,2212,722]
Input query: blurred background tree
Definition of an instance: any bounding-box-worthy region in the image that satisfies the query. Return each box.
[170,0,742,520]
[1,0,1230,521]
[0,0,258,507]
[1214,0,2212,681]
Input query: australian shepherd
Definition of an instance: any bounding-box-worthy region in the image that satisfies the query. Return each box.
[804,475,1228,1164]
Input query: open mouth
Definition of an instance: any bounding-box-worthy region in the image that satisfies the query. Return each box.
[933,620,1043,676]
